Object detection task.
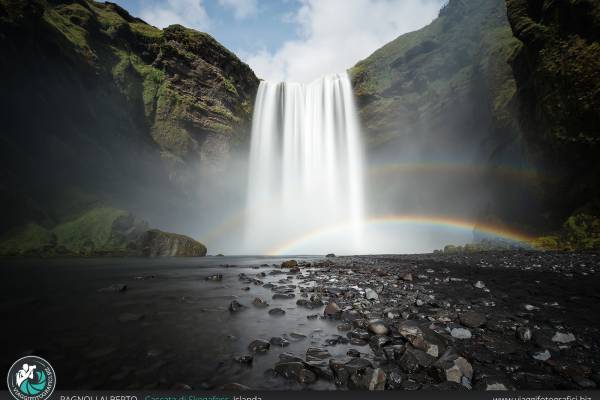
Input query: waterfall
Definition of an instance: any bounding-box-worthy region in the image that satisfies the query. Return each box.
[244,72,365,254]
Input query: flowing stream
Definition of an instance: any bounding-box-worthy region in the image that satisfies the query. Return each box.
[245,73,365,254]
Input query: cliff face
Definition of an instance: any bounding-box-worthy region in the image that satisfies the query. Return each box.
[350,0,540,234]
[506,0,600,226]
[0,0,259,247]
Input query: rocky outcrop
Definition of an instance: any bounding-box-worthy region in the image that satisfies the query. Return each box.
[0,207,207,257]
[506,0,600,232]
[136,229,207,257]
[0,0,259,236]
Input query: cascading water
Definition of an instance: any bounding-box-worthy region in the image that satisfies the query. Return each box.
[244,72,365,255]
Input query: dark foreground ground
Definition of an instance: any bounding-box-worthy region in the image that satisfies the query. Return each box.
[1,251,599,391]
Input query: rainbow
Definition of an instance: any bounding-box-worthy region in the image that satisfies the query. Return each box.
[368,162,544,182]
[267,214,535,255]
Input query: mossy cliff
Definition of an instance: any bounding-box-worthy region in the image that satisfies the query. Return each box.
[0,0,258,253]
[350,0,600,248]
[0,207,207,257]
[506,0,600,233]
[349,0,538,234]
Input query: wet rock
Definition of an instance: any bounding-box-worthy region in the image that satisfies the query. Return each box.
[348,367,386,390]
[573,376,597,389]
[344,357,373,375]
[450,326,472,340]
[399,272,413,281]
[459,311,486,328]
[365,288,379,301]
[289,332,307,340]
[289,266,300,273]
[306,347,331,361]
[252,297,269,308]
[516,326,532,342]
[205,274,223,281]
[118,313,145,322]
[369,335,392,353]
[337,323,352,331]
[347,349,361,357]
[307,314,319,319]
[348,329,370,341]
[296,299,323,309]
[532,349,551,361]
[274,362,317,384]
[367,319,389,335]
[281,260,298,268]
[270,337,290,347]
[272,293,295,299]
[431,348,473,387]
[341,310,361,322]
[324,302,341,318]
[248,339,270,353]
[268,308,286,316]
[326,253,336,257]
[98,283,127,292]
[398,320,446,357]
[228,300,245,312]
[552,331,576,344]
[234,355,253,364]
[473,281,486,289]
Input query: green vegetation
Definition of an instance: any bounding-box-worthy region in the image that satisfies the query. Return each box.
[533,213,600,251]
[0,223,55,255]
[53,207,128,253]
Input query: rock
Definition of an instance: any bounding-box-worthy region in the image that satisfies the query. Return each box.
[398,349,420,372]
[450,326,472,340]
[289,266,300,273]
[459,311,486,328]
[532,349,551,361]
[274,362,317,384]
[348,367,386,390]
[337,323,352,331]
[228,300,245,312]
[252,297,269,308]
[98,284,127,292]
[473,281,486,289]
[306,347,331,361]
[552,331,575,344]
[281,260,298,268]
[272,293,295,299]
[297,299,323,309]
[369,335,392,353]
[118,313,144,322]
[324,302,341,318]
[344,357,373,375]
[234,355,253,364]
[347,349,361,357]
[398,320,446,357]
[399,272,413,281]
[367,319,389,335]
[270,337,290,347]
[290,332,307,339]
[205,274,222,281]
[516,326,532,342]
[137,229,207,257]
[248,339,270,353]
[365,288,379,301]
[326,253,336,257]
[268,308,286,316]
[431,348,473,387]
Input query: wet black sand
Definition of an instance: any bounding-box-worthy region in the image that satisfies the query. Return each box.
[1,252,599,390]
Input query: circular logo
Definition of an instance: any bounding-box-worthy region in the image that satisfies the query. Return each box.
[7,356,56,400]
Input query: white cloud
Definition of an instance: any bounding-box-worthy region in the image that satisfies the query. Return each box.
[245,0,445,83]
[218,0,258,20]
[139,0,211,31]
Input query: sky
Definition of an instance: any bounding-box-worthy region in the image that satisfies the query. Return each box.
[113,0,446,83]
